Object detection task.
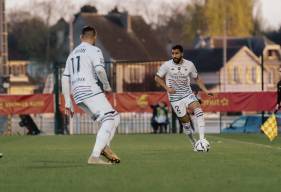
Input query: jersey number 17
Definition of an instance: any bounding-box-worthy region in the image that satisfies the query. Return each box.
[71,56,80,74]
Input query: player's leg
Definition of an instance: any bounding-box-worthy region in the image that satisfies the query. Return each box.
[87,94,121,163]
[178,114,197,150]
[188,101,205,140]
[107,111,120,146]
[171,100,196,150]
[101,111,121,163]
[99,111,121,163]
[78,93,118,164]
[78,101,112,165]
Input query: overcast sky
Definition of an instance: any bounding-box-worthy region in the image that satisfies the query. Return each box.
[6,0,281,30]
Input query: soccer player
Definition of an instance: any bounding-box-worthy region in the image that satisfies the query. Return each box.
[155,45,212,151]
[62,26,120,165]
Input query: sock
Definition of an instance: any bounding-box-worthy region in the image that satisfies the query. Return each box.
[182,122,196,145]
[107,113,120,146]
[194,108,205,140]
[91,118,115,158]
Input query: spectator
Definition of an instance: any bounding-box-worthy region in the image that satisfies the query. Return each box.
[155,101,169,133]
[150,103,159,133]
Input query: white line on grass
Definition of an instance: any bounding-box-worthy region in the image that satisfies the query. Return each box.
[209,135,281,150]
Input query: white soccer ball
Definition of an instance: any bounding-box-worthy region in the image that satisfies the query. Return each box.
[195,139,210,152]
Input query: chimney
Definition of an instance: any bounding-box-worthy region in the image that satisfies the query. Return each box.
[121,11,132,33]
[107,8,132,33]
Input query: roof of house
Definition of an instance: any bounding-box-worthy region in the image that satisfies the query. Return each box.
[193,35,279,57]
[184,48,240,72]
[76,13,168,61]
[211,36,268,57]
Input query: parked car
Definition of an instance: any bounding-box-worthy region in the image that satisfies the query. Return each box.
[222,115,281,133]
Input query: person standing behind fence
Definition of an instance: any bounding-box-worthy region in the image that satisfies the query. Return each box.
[155,101,169,133]
[62,26,120,165]
[150,103,159,133]
[155,44,212,151]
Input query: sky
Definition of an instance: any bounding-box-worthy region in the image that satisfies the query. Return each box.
[6,0,281,30]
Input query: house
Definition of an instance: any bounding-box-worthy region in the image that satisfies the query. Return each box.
[7,60,37,94]
[184,46,275,92]
[190,36,281,92]
[72,6,168,92]
[73,7,168,62]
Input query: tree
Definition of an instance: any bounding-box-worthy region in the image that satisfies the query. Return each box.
[204,0,254,36]
[182,0,207,43]
[180,0,256,43]
[8,11,49,61]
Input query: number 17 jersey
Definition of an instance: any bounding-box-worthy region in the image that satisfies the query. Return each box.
[63,42,104,104]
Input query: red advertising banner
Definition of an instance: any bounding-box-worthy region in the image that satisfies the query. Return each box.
[113,92,169,112]
[0,94,54,115]
[61,92,277,113]
[60,92,169,113]
[0,92,277,115]
[200,92,276,112]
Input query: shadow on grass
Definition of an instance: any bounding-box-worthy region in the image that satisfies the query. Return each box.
[26,160,87,169]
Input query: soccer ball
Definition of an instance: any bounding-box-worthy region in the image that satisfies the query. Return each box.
[195,139,210,152]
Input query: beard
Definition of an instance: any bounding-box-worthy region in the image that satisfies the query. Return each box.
[173,56,182,64]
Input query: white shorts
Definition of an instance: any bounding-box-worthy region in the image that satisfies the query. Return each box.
[170,93,198,118]
[78,92,115,120]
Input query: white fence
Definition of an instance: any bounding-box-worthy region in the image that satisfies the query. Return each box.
[1,113,236,135]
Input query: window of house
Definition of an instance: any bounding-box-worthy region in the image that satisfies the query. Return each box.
[251,67,256,83]
[233,66,239,82]
[268,50,277,60]
[268,70,273,84]
[124,65,145,83]
[268,50,273,57]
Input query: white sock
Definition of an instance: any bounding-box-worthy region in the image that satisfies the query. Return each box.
[194,108,205,140]
[91,119,115,158]
[182,122,196,145]
[107,113,120,146]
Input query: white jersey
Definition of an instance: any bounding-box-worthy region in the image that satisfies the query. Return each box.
[63,42,104,104]
[156,59,198,102]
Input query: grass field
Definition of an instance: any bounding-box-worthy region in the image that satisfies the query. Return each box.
[0,134,281,192]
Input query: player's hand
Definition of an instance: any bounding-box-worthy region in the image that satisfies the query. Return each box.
[103,84,112,93]
[206,91,214,96]
[65,107,74,118]
[166,87,176,94]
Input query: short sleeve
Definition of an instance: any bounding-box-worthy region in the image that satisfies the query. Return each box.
[190,62,198,79]
[90,47,105,69]
[63,58,70,77]
[156,62,168,78]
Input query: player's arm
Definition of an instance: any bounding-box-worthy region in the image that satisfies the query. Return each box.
[61,61,74,117]
[96,66,111,92]
[194,76,213,96]
[155,75,175,94]
[92,48,112,92]
[191,62,212,96]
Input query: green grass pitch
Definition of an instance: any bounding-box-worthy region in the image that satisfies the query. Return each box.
[0,134,281,192]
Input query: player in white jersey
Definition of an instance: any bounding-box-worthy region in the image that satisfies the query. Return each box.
[62,26,120,165]
[155,45,212,151]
